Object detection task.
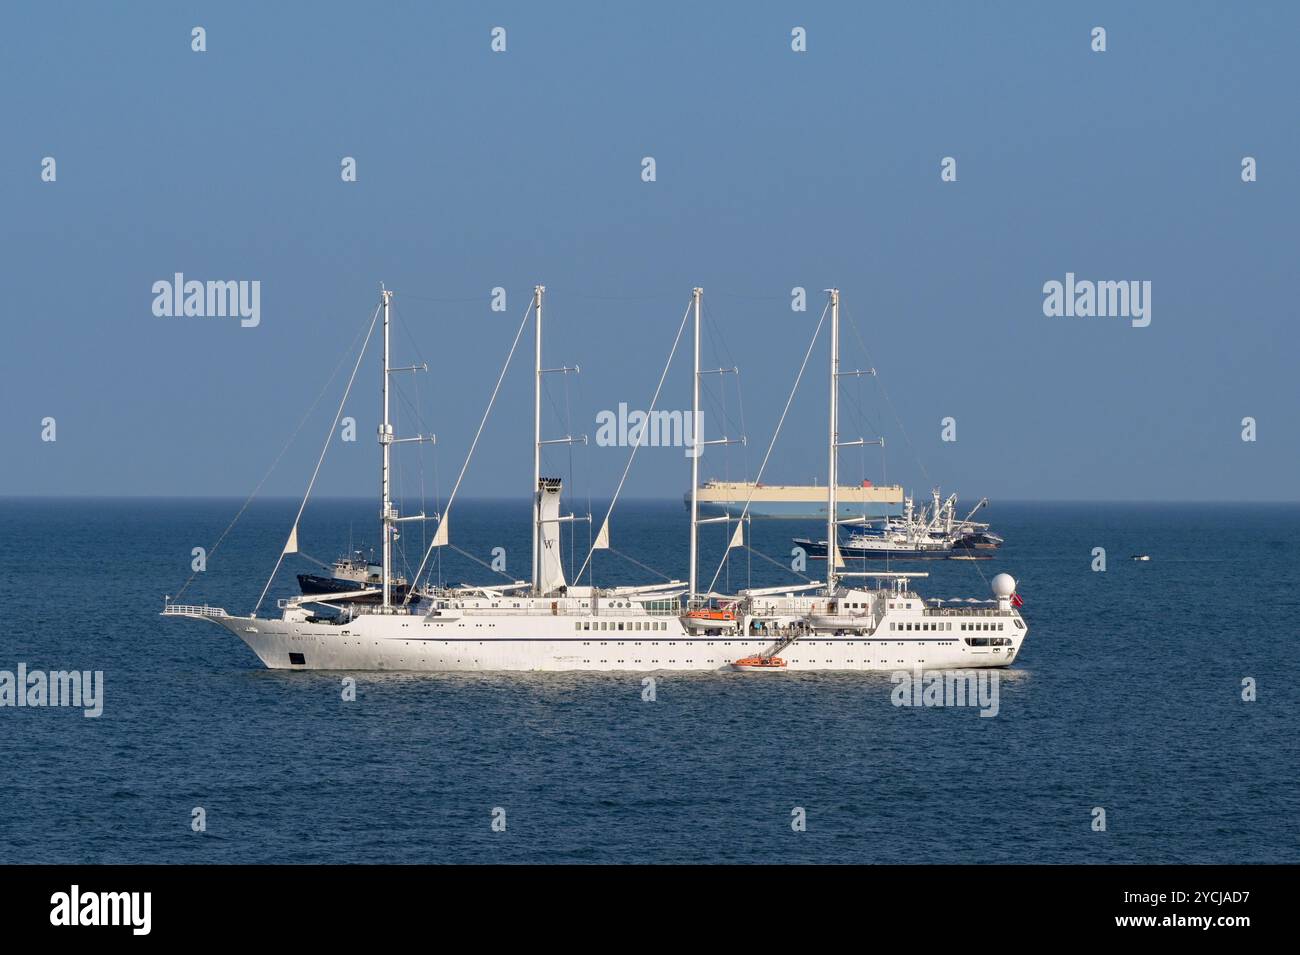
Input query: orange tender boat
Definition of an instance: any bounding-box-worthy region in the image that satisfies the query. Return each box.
[732,655,788,671]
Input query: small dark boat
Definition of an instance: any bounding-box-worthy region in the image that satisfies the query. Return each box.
[297,551,410,604]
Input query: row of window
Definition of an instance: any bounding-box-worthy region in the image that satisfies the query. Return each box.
[575,620,669,632]
[889,620,1006,633]
[965,637,1013,647]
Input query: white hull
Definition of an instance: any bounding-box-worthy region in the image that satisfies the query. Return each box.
[185,608,1023,673]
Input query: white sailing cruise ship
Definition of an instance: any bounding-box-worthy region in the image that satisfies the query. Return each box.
[164,286,1028,672]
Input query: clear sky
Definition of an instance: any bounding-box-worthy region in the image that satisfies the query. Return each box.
[3,2,1296,501]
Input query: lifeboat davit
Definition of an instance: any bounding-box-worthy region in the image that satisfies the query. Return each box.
[732,655,788,671]
[681,606,740,631]
[685,608,735,622]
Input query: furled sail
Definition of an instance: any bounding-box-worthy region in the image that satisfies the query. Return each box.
[537,478,567,594]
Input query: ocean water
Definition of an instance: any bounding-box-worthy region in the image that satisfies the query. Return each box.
[1,498,1297,864]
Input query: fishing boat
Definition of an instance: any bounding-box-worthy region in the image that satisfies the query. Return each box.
[794,490,1002,560]
[165,285,1028,672]
[297,551,411,603]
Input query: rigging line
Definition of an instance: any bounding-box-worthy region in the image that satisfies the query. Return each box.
[842,305,988,590]
[843,305,932,487]
[172,305,377,602]
[573,298,693,584]
[704,306,734,592]
[403,297,536,604]
[541,374,570,438]
[400,303,432,565]
[704,299,830,595]
[697,369,745,442]
[419,404,427,570]
[563,359,576,580]
[391,385,436,440]
[709,297,752,589]
[558,292,680,302]
[840,370,884,441]
[391,300,433,371]
[709,290,791,301]
[394,397,407,576]
[699,299,746,437]
[432,427,443,588]
[398,291,489,304]
[253,304,382,616]
[572,361,593,587]
[294,551,333,571]
[391,302,442,455]
[701,296,743,378]
[385,304,434,578]
[745,544,814,583]
[448,542,517,582]
[607,546,674,583]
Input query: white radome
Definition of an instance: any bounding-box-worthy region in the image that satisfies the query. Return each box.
[991,573,1017,598]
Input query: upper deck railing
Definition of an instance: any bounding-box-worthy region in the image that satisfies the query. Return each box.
[161,603,229,618]
[923,606,1013,617]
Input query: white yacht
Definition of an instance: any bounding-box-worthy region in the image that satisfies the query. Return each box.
[164,286,1028,672]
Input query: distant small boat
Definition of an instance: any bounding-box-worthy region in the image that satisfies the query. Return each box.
[1131,555,1151,562]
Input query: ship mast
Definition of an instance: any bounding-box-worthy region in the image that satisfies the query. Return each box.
[823,288,879,595]
[689,287,702,605]
[826,288,840,594]
[532,284,543,595]
[686,288,741,606]
[530,285,585,596]
[380,287,394,607]
[376,286,434,609]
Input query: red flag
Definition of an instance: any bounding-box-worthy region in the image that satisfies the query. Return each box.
[1011,593,1024,608]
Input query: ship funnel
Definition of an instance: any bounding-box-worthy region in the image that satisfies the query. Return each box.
[537,477,568,595]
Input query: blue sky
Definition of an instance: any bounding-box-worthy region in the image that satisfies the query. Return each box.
[3,1,1296,500]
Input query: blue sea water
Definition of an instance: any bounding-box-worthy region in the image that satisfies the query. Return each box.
[1,498,1296,864]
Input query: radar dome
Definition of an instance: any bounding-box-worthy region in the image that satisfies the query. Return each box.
[991,573,1017,598]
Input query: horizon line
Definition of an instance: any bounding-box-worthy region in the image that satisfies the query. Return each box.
[3,494,1300,505]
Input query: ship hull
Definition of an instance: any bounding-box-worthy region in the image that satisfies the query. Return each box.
[794,538,956,560]
[197,613,1022,673]
[697,500,902,520]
